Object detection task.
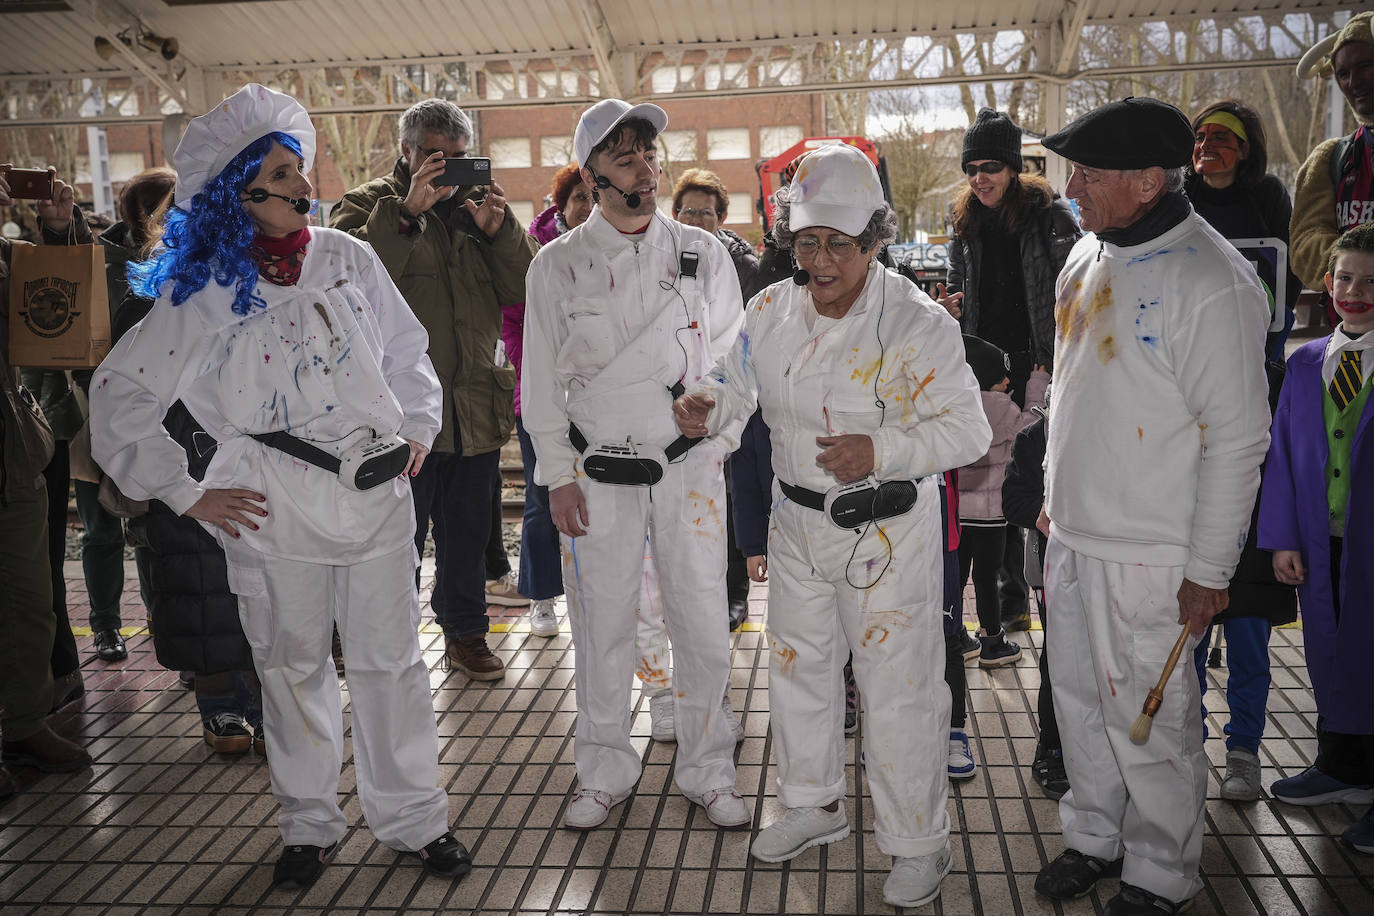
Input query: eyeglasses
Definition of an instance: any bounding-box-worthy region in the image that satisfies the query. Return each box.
[792,235,861,261]
[677,207,719,219]
[963,162,1009,177]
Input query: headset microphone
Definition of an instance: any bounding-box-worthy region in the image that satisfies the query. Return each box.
[244,188,311,214]
[792,267,811,286]
[591,172,641,209]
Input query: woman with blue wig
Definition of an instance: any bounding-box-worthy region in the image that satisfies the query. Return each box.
[89,84,468,890]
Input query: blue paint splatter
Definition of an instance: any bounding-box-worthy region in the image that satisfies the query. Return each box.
[1128,246,1198,265]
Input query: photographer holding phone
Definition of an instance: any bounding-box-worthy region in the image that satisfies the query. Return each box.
[333,100,538,683]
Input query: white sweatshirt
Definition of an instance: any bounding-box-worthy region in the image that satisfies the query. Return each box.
[90,227,442,564]
[522,207,743,490]
[700,266,991,494]
[1045,212,1271,589]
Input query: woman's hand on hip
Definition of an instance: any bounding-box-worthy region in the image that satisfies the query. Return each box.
[185,488,268,538]
[816,434,874,482]
[402,439,429,478]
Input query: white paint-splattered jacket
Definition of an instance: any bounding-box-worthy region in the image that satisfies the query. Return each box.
[522,207,744,490]
[90,228,442,564]
[699,267,991,496]
[1045,213,1271,589]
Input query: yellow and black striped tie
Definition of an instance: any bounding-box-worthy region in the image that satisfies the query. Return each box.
[1330,349,1364,411]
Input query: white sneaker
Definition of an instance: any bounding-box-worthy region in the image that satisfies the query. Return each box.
[883,844,953,907]
[947,730,976,780]
[564,787,630,830]
[528,598,558,637]
[750,805,850,862]
[484,573,529,607]
[686,786,751,828]
[649,691,676,742]
[722,694,745,744]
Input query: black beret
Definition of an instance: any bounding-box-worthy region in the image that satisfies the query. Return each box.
[1043,97,1194,170]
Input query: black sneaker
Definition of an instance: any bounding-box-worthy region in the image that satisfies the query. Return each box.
[1032,747,1070,800]
[1035,848,1123,900]
[1104,881,1189,914]
[415,832,472,878]
[202,713,253,754]
[273,841,337,890]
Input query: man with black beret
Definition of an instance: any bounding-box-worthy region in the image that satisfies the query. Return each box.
[1033,97,1272,915]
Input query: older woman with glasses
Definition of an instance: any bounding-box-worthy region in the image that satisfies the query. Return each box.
[674,144,990,909]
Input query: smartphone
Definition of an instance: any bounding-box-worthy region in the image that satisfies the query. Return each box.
[436,157,491,187]
[5,167,54,200]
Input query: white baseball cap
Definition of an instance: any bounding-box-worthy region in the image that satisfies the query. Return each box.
[573,99,668,168]
[786,144,886,237]
[173,83,316,211]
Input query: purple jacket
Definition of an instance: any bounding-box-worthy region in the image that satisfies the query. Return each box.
[504,206,567,415]
[1258,338,1374,734]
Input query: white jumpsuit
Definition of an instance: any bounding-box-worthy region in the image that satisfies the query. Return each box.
[91,228,449,851]
[1045,215,1271,902]
[700,266,991,856]
[522,208,744,798]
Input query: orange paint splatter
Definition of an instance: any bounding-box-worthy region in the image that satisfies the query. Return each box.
[1198,422,1208,453]
[1097,335,1116,364]
[1137,427,1144,443]
[911,368,937,400]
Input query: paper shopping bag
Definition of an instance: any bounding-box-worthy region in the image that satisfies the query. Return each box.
[8,242,111,368]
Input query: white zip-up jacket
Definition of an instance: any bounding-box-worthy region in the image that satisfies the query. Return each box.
[698,266,991,495]
[1045,212,1271,588]
[522,207,744,490]
[91,227,442,564]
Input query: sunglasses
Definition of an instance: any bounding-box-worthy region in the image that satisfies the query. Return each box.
[963,162,1008,177]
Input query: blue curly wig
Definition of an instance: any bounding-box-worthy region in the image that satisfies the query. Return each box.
[129,131,303,317]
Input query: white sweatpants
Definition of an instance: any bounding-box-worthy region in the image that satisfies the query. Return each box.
[224,541,449,851]
[561,443,736,797]
[634,536,672,694]
[766,478,950,857]
[1045,540,1206,903]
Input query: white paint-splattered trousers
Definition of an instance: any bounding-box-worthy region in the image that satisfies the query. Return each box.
[1045,540,1206,904]
[561,442,737,798]
[634,536,673,695]
[223,541,450,851]
[766,477,950,857]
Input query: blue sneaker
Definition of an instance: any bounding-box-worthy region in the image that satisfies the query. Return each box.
[1342,806,1374,854]
[948,730,976,780]
[1271,766,1374,806]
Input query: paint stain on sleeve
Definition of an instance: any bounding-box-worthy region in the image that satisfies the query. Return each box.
[1198,421,1208,454]
[1137,427,1144,443]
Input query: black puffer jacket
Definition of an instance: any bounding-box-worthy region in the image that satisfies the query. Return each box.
[114,294,252,674]
[717,227,763,302]
[948,193,1080,369]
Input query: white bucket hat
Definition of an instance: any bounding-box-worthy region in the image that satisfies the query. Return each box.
[172,83,316,211]
[787,144,885,237]
[573,98,668,168]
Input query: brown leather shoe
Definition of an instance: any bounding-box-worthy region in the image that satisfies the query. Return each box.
[444,634,505,681]
[50,670,85,713]
[2,725,93,773]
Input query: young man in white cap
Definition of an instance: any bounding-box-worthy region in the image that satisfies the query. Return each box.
[674,142,989,909]
[522,99,748,830]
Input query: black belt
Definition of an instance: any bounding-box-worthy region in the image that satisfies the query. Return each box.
[568,423,702,461]
[779,480,825,511]
[252,430,340,473]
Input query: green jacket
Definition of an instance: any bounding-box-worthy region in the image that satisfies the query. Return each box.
[331,158,537,456]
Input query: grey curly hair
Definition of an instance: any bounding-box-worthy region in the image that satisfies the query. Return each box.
[771,184,899,253]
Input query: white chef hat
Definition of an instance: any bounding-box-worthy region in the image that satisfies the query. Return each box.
[172,83,316,211]
[785,144,886,237]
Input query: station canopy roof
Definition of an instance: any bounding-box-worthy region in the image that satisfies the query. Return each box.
[0,0,1353,126]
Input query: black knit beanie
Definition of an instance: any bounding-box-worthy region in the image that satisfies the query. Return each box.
[962,108,1023,171]
[963,335,1010,391]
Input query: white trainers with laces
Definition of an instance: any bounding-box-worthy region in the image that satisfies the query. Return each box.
[649,690,676,742]
[528,598,558,637]
[884,844,953,907]
[564,787,631,830]
[722,694,745,744]
[686,786,751,828]
[750,805,850,862]
[484,573,529,607]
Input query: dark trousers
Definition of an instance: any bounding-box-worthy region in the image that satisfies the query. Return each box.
[999,527,1030,618]
[0,486,56,740]
[1036,587,1060,750]
[195,669,263,729]
[958,523,1007,635]
[411,449,500,638]
[515,417,563,601]
[725,486,750,605]
[42,441,80,678]
[484,480,510,582]
[942,544,967,730]
[73,478,125,632]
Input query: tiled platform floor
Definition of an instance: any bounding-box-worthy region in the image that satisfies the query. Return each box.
[3,560,1372,915]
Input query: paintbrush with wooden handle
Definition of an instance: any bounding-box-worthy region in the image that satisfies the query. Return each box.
[1129,623,1192,745]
